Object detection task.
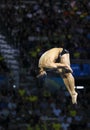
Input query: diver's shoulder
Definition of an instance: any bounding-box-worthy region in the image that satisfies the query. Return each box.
[47,47,63,52]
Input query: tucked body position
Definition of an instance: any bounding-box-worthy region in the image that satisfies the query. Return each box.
[37,47,78,104]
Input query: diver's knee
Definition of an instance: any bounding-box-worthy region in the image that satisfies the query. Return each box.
[61,72,71,78]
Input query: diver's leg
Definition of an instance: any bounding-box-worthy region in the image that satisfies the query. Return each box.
[58,53,78,104]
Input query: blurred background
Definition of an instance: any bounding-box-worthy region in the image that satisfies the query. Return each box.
[0,0,90,130]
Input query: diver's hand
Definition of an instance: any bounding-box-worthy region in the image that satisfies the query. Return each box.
[36,71,47,78]
[64,64,73,73]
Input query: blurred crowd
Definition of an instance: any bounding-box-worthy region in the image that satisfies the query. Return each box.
[0,78,89,130]
[0,0,90,130]
[0,0,90,64]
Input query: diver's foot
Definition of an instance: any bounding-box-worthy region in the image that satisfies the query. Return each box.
[72,92,78,104]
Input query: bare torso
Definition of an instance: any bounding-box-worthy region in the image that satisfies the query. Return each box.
[39,48,63,68]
